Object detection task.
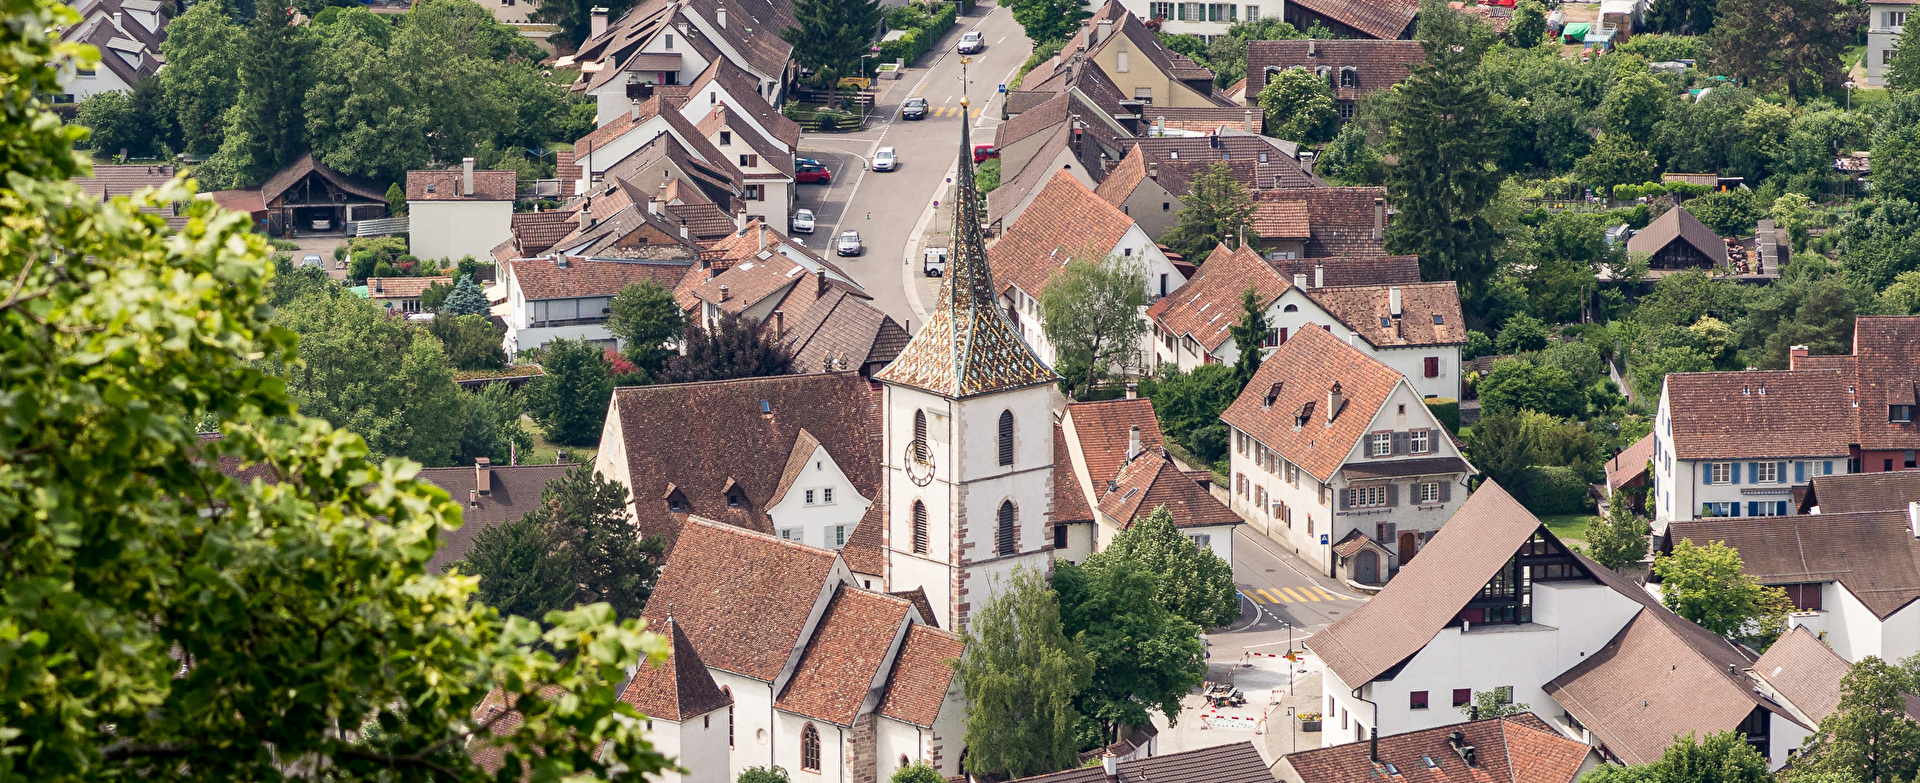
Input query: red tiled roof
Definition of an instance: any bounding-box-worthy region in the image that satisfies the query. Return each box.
[508,211,578,257]
[1606,432,1655,490]
[1663,370,1854,460]
[620,617,733,721]
[509,256,692,301]
[1096,451,1241,529]
[366,276,451,299]
[406,167,517,201]
[776,585,912,726]
[1066,398,1166,488]
[1053,421,1096,524]
[989,170,1139,297]
[640,517,841,682]
[1848,317,1920,451]
[1280,714,1589,783]
[417,464,573,573]
[1092,145,1149,209]
[877,623,964,727]
[1006,741,1270,783]
[73,163,177,200]
[1305,282,1467,347]
[1272,255,1420,288]
[1246,40,1426,102]
[1287,0,1419,39]
[1149,244,1291,352]
[1254,187,1389,257]
[1220,324,1407,482]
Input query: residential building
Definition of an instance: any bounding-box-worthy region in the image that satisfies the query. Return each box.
[1037,3,1233,109]
[1221,324,1474,579]
[1270,254,1419,288]
[778,288,911,377]
[675,217,869,334]
[1604,432,1655,513]
[1094,134,1322,240]
[57,0,167,101]
[1283,0,1419,38]
[564,0,790,126]
[1273,714,1600,783]
[1309,481,1816,768]
[1800,470,1920,514]
[614,616,733,783]
[73,163,188,230]
[501,255,695,357]
[406,159,517,263]
[989,170,1188,368]
[565,92,745,207]
[1650,317,1920,527]
[365,276,452,315]
[1055,397,1241,563]
[1250,186,1391,259]
[1867,0,1913,86]
[207,154,389,237]
[1124,0,1276,39]
[1004,742,1270,783]
[416,460,574,573]
[1245,39,1425,122]
[536,177,718,262]
[1627,206,1728,272]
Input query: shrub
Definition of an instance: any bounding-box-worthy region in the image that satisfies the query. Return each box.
[1522,465,1590,515]
[1425,398,1460,433]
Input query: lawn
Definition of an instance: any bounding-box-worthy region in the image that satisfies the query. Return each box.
[519,415,597,467]
[1540,513,1602,545]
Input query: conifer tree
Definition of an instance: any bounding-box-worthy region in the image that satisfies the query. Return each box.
[1162,162,1258,262]
[1228,286,1269,387]
[782,0,882,86]
[225,0,312,184]
[441,275,491,316]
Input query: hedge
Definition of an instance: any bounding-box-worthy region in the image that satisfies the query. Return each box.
[876,1,957,70]
[1425,398,1460,434]
[1522,465,1590,516]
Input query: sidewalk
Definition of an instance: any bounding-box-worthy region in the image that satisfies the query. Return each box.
[1152,653,1326,766]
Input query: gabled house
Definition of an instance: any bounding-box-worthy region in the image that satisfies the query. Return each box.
[1221,324,1474,579]
[1801,469,1920,514]
[1034,2,1233,109]
[988,170,1187,368]
[501,255,696,358]
[1308,481,1815,769]
[73,163,188,230]
[406,158,517,263]
[566,92,745,205]
[778,288,911,377]
[1054,397,1241,563]
[365,276,452,315]
[617,616,733,783]
[1251,186,1391,259]
[1605,432,1655,512]
[1866,0,1912,87]
[1283,0,1419,39]
[564,0,790,126]
[1246,39,1426,122]
[208,153,389,237]
[1095,134,1322,241]
[1628,206,1729,271]
[693,103,793,232]
[1274,714,1600,783]
[57,0,167,101]
[674,218,870,339]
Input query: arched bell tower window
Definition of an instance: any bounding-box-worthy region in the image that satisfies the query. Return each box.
[912,500,930,554]
[912,409,929,463]
[997,410,1015,466]
[997,501,1017,556]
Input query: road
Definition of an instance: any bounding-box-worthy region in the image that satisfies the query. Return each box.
[794,0,1030,326]
[1215,525,1368,660]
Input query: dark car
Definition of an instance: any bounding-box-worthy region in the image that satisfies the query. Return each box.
[797,162,833,184]
[902,97,928,120]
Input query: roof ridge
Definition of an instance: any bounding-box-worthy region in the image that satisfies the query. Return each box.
[681,514,839,558]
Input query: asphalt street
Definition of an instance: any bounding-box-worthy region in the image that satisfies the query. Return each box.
[1213,525,1368,662]
[794,0,1030,326]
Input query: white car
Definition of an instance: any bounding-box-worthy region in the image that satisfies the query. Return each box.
[837,230,864,256]
[872,147,897,172]
[792,208,815,233]
[958,30,985,54]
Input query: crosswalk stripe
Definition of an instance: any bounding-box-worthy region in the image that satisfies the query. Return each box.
[1314,586,1340,601]
[1263,589,1288,603]
[1253,589,1278,603]
[1291,587,1322,602]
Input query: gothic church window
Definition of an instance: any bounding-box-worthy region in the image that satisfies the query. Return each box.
[997,501,1017,556]
[998,410,1015,466]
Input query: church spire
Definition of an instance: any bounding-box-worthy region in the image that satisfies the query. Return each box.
[872,97,1057,398]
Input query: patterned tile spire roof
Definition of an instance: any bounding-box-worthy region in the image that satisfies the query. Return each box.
[873,97,1057,398]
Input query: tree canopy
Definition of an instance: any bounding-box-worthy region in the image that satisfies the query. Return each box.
[1161,162,1258,262]
[1654,539,1794,648]
[1040,255,1148,400]
[526,337,616,447]
[463,465,666,621]
[956,567,1093,779]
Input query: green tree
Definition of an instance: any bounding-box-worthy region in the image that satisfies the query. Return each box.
[1770,192,1815,252]
[159,0,245,155]
[526,337,615,447]
[657,311,796,384]
[1646,0,1715,34]
[532,0,632,51]
[1706,0,1849,99]
[222,0,313,184]
[1599,67,1673,139]
[1588,491,1651,570]
[1510,0,1546,47]
[1796,655,1920,783]
[74,76,174,159]
[1201,18,1305,88]
[1495,312,1549,353]
[0,0,672,770]
[1889,22,1920,92]
[456,381,533,465]
[1383,0,1504,310]
[890,762,944,783]
[783,0,882,86]
[470,465,666,619]
[387,181,409,216]
[1140,364,1241,465]
[1318,119,1384,185]
[442,274,492,315]
[608,280,684,372]
[1467,411,1535,489]
[1041,255,1148,400]
[1577,133,1660,194]
[1008,0,1087,46]
[1229,286,1270,387]
[461,515,575,619]
[430,312,509,370]
[1458,688,1528,718]
[1628,344,1714,402]
[1874,125,1920,205]
[1585,731,1771,783]
[1055,559,1207,739]
[956,566,1093,779]
[1477,358,1584,418]
[738,766,793,783]
[1880,270,1920,315]
[1162,163,1258,262]
[1738,259,1875,368]
[1683,189,1765,237]
[1834,197,1920,291]
[1087,506,1239,629]
[1257,67,1339,144]
[1654,539,1795,647]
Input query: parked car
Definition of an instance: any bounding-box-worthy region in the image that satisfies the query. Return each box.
[300,254,324,268]
[796,157,821,168]
[957,30,985,54]
[902,97,928,120]
[797,162,833,184]
[310,218,332,231]
[872,147,898,172]
[972,145,998,164]
[836,230,863,256]
[792,208,816,233]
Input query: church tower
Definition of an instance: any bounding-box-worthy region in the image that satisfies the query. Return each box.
[873,98,1060,632]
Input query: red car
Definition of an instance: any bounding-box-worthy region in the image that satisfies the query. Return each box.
[972,145,998,164]
[797,162,833,184]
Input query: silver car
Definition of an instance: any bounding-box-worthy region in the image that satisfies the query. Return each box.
[836,230,863,256]
[872,147,898,172]
[792,208,816,233]
[958,30,985,54]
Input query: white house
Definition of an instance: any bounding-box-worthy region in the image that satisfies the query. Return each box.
[1308,481,1817,769]
[988,169,1188,371]
[406,159,516,263]
[501,255,694,358]
[1867,0,1912,86]
[1220,324,1473,582]
[566,0,789,126]
[1055,397,1242,564]
[57,0,165,102]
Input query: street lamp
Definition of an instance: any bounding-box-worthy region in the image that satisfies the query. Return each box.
[1845,80,1855,111]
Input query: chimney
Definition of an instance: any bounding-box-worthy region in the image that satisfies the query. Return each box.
[1147,161,1158,180]
[1790,344,1809,369]
[772,309,784,341]
[1101,751,1118,782]
[1327,381,1343,423]
[816,268,827,295]
[1308,39,1317,56]
[680,220,689,240]
[757,222,767,253]
[1909,501,1920,538]
[1313,263,1324,289]
[1125,381,1138,399]
[469,489,479,507]
[1244,109,1254,132]
[1127,425,1142,462]
[648,195,661,215]
[1389,286,1402,318]
[1293,273,1308,288]
[555,256,570,268]
[716,6,726,27]
[461,157,475,196]
[720,284,730,301]
[1372,197,1385,241]
[111,10,123,30]
[735,208,747,231]
[589,6,609,38]
[475,457,492,495]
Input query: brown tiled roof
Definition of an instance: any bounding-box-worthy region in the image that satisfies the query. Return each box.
[1666,510,1920,619]
[1006,741,1270,783]
[1606,432,1656,490]
[1066,398,1166,488]
[367,276,451,299]
[681,56,802,150]
[1628,206,1729,264]
[1148,244,1290,353]
[608,373,882,548]
[73,163,177,199]
[640,517,841,681]
[996,91,1072,152]
[258,153,387,205]
[1247,40,1426,102]
[1272,255,1420,287]
[877,623,964,727]
[1132,134,1324,192]
[406,167,517,201]
[1663,370,1854,460]
[1255,187,1389,256]
[990,170,1138,298]
[775,584,913,726]
[1252,199,1312,238]
[1305,282,1467,347]
[620,617,733,721]
[1092,145,1149,208]
[767,429,823,510]
[1330,528,1385,559]
[1219,324,1406,482]
[509,256,691,301]
[1053,422,1096,524]
[1287,0,1419,39]
[1097,451,1242,529]
[1848,317,1920,451]
[509,211,578,257]
[1804,471,1920,514]
[1752,626,1849,726]
[416,464,573,573]
[986,123,1073,228]
[781,288,908,373]
[1281,714,1588,783]
[680,252,809,315]
[888,587,938,628]
[1307,480,1552,686]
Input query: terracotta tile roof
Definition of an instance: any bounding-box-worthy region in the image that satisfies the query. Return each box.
[680,252,808,314]
[416,464,574,573]
[695,220,862,293]
[467,689,532,774]
[608,373,882,548]
[1330,528,1385,559]
[1629,206,1729,264]
[1066,398,1166,488]
[1097,451,1242,529]
[1305,282,1467,348]
[1220,324,1408,482]
[1149,244,1291,353]
[1252,199,1312,238]
[1847,317,1920,451]
[1665,510,1920,619]
[996,91,1072,152]
[641,516,842,681]
[775,584,913,725]
[406,167,517,201]
[1272,255,1420,287]
[620,617,733,721]
[1307,480,1553,686]
[1133,134,1324,192]
[510,256,692,301]
[1804,471,1920,514]
[767,428,823,510]
[1256,187,1390,256]
[366,276,451,299]
[1281,714,1588,783]
[1663,370,1855,460]
[781,288,909,373]
[990,170,1139,297]
[1606,432,1656,490]
[1287,0,1419,39]
[72,163,177,199]
[1752,626,1849,726]
[1247,40,1426,102]
[1054,421,1096,524]
[888,587,938,627]
[986,123,1073,227]
[258,153,389,205]
[1006,741,1270,783]
[877,623,964,727]
[508,211,578,257]
[1093,145,1148,208]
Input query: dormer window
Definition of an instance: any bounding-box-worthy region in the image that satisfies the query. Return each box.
[666,488,689,513]
[720,130,731,145]
[726,487,748,509]
[1340,67,1358,89]
[1894,405,1915,423]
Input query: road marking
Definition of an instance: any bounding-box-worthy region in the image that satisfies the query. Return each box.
[1313,586,1340,601]
[1287,587,1319,602]
[895,155,954,325]
[996,35,1007,43]
[1246,633,1315,648]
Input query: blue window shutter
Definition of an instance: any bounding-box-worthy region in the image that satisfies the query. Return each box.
[1778,501,1788,516]
[1776,462,1787,483]
[1732,463,1742,484]
[1750,462,1761,483]
[1748,501,1759,517]
[1795,461,1805,483]
[1824,460,1834,475]
[1703,468,1712,486]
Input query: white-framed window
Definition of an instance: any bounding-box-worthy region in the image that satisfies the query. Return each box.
[1286,461,1298,487]
[1246,4,1259,20]
[1180,2,1203,20]
[822,487,835,503]
[1751,501,1788,517]
[1347,486,1387,508]
[778,527,802,542]
[1409,429,1430,454]
[1150,1,1173,17]
[1371,432,1392,457]
[1754,462,1779,484]
[1418,482,1440,503]
[1710,463,1732,484]
[1703,502,1739,517]
[832,525,849,547]
[1191,534,1211,548]
[804,489,816,505]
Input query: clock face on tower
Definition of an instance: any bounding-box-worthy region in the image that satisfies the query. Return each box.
[904,444,936,487]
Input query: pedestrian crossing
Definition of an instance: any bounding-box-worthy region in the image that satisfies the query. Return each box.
[927,106,982,118]
[1245,586,1345,604]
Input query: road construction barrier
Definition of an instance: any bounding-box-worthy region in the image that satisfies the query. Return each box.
[1200,712,1261,731]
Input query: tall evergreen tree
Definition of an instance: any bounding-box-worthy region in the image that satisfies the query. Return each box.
[1161,163,1258,262]
[782,0,882,86]
[956,567,1092,779]
[1382,0,1503,312]
[226,0,312,184]
[1890,23,1920,92]
[1228,286,1269,387]
[525,337,615,446]
[441,275,491,315]
[1706,0,1849,100]
[1645,0,1715,34]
